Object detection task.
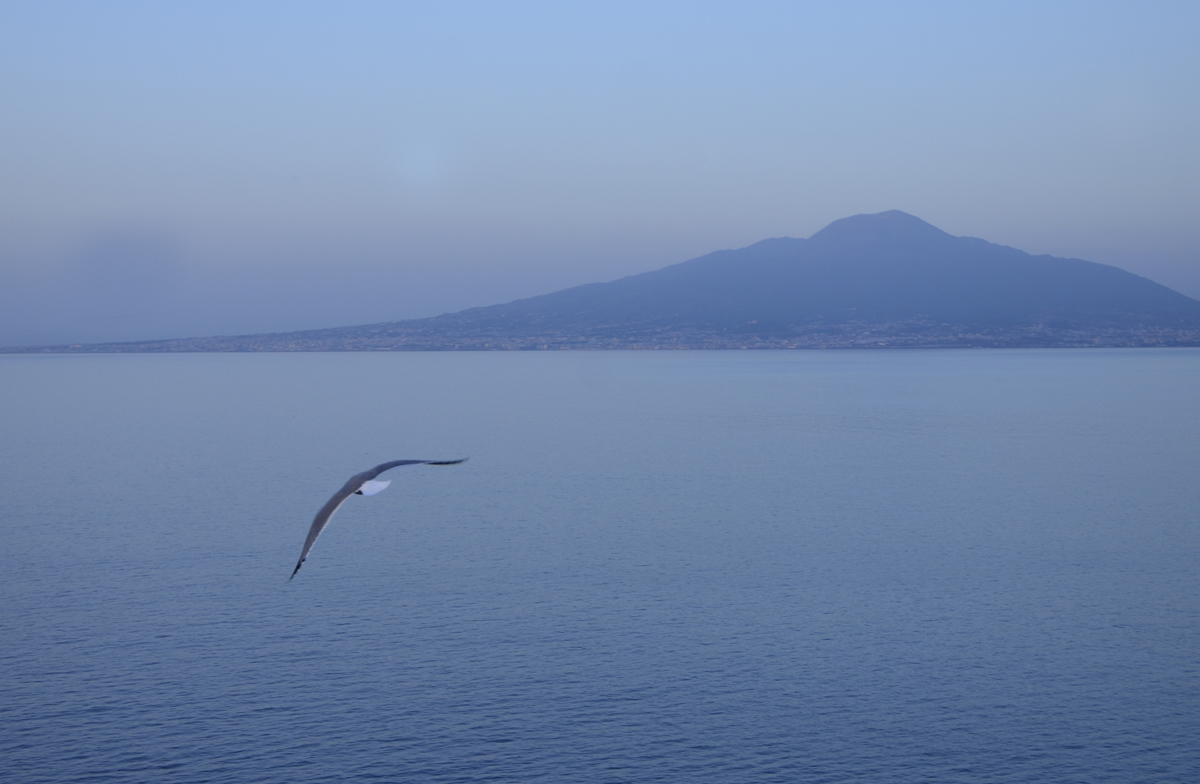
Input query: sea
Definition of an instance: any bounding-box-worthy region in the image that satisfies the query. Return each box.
[1,349,1197,783]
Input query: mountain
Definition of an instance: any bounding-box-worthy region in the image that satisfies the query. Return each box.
[10,211,1200,351]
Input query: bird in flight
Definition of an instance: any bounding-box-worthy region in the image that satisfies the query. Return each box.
[290,458,467,579]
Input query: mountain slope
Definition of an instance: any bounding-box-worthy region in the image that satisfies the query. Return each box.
[428,211,1198,333]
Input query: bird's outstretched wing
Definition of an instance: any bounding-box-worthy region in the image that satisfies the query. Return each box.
[360,458,466,480]
[290,458,467,579]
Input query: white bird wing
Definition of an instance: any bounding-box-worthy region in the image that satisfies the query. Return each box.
[358,479,391,496]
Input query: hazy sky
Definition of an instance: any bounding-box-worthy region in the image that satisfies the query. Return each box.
[2,1,1198,345]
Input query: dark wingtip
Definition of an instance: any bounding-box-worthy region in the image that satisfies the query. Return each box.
[427,457,468,465]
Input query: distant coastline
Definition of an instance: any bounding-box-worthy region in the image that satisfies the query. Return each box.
[7,322,1199,353]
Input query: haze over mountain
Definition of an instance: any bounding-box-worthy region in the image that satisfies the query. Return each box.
[11,211,1200,352]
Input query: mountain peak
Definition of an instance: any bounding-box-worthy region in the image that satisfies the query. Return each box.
[808,210,953,248]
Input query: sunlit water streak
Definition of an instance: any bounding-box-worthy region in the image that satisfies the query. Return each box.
[2,349,1198,783]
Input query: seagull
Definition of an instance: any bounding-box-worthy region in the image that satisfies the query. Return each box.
[290,458,467,579]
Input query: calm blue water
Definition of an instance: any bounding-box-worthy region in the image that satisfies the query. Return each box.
[1,349,1198,783]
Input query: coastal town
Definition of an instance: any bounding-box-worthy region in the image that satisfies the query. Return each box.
[17,320,1200,353]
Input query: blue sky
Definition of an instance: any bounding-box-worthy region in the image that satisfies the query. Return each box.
[2,1,1198,344]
